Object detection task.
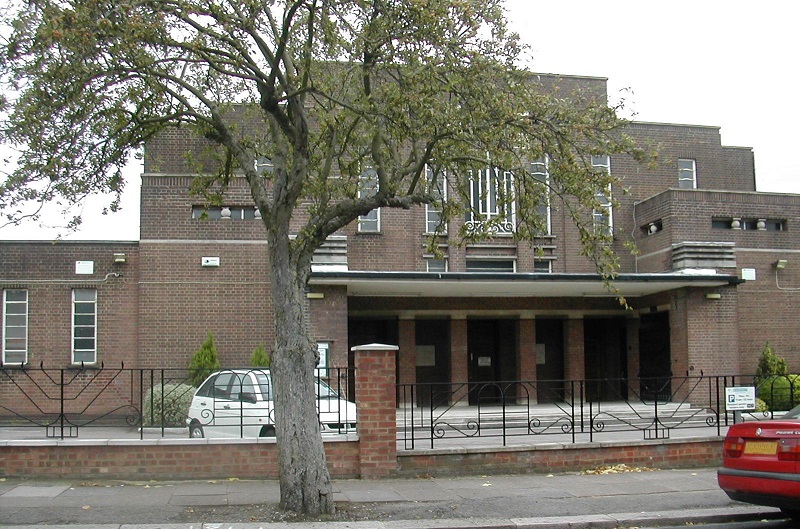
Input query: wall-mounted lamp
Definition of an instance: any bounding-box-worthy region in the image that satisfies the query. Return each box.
[113,253,127,264]
[775,259,788,270]
[306,292,325,300]
[705,293,721,300]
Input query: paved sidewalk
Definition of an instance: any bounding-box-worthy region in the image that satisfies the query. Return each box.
[0,467,783,528]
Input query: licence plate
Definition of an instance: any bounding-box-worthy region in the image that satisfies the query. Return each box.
[744,440,777,455]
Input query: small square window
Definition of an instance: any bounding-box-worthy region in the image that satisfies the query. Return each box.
[427,259,448,272]
[534,260,552,273]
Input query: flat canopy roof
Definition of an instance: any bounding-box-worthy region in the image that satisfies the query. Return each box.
[309,270,742,298]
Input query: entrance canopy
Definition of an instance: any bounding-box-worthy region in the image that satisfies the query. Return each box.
[310,270,743,298]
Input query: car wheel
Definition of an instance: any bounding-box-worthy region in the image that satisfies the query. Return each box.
[259,425,276,437]
[781,508,800,521]
[189,423,204,439]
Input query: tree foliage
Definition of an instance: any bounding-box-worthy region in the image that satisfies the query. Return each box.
[756,341,788,378]
[1,0,646,515]
[250,345,271,367]
[187,332,221,387]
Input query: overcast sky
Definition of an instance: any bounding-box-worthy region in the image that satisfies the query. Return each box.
[2,0,798,241]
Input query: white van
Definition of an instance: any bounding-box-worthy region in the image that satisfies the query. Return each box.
[187,369,357,438]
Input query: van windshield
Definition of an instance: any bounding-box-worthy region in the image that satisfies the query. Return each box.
[254,372,272,401]
[315,379,338,398]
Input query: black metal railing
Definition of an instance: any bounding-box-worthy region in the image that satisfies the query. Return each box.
[0,363,354,440]
[397,373,800,450]
[2,365,796,446]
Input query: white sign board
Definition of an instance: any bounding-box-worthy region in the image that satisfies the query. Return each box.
[725,386,756,411]
[75,260,94,275]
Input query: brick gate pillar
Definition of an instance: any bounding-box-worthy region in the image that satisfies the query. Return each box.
[352,343,398,478]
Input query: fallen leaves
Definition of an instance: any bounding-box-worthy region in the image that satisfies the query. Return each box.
[581,463,658,475]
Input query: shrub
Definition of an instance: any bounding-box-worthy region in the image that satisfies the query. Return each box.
[188,332,221,387]
[142,383,195,427]
[754,342,794,411]
[757,374,800,412]
[250,345,270,367]
[755,341,788,379]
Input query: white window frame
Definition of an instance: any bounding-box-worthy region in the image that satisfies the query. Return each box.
[591,155,613,235]
[530,158,551,235]
[255,157,273,174]
[465,259,516,273]
[72,289,97,365]
[426,258,448,272]
[358,168,380,233]
[467,166,515,234]
[316,342,330,370]
[425,166,448,234]
[3,289,28,365]
[678,158,697,189]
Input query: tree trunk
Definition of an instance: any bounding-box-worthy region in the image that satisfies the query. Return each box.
[267,231,335,515]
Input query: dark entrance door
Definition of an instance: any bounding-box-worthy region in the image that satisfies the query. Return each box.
[415,319,451,407]
[467,319,517,405]
[638,312,672,401]
[584,317,628,401]
[535,318,565,403]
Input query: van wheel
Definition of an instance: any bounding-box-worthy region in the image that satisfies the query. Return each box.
[259,425,276,437]
[189,423,204,438]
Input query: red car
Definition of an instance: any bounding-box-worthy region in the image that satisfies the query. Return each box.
[718,405,800,518]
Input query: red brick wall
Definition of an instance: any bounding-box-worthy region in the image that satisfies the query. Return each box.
[397,439,722,477]
[0,242,139,370]
[518,319,537,384]
[564,319,585,380]
[0,440,360,480]
[137,241,273,368]
[0,436,722,481]
[308,286,349,369]
[353,344,398,478]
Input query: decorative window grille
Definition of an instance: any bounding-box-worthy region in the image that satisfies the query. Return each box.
[466,166,515,235]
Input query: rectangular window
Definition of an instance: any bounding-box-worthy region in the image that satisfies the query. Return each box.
[678,159,696,189]
[425,166,447,234]
[3,289,28,365]
[316,342,330,370]
[534,260,552,273]
[192,206,258,220]
[426,258,448,272]
[467,166,515,234]
[531,158,551,235]
[358,168,380,233]
[591,155,613,235]
[72,289,97,364]
[465,259,516,272]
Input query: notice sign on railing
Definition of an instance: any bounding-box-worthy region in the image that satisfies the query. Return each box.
[725,386,756,411]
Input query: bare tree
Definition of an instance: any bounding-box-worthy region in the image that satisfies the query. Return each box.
[0,0,644,515]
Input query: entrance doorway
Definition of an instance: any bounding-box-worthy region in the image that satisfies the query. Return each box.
[584,317,628,401]
[638,312,672,401]
[535,318,565,403]
[467,319,517,404]
[414,319,451,407]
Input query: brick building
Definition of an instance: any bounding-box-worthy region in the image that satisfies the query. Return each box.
[2,73,800,404]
